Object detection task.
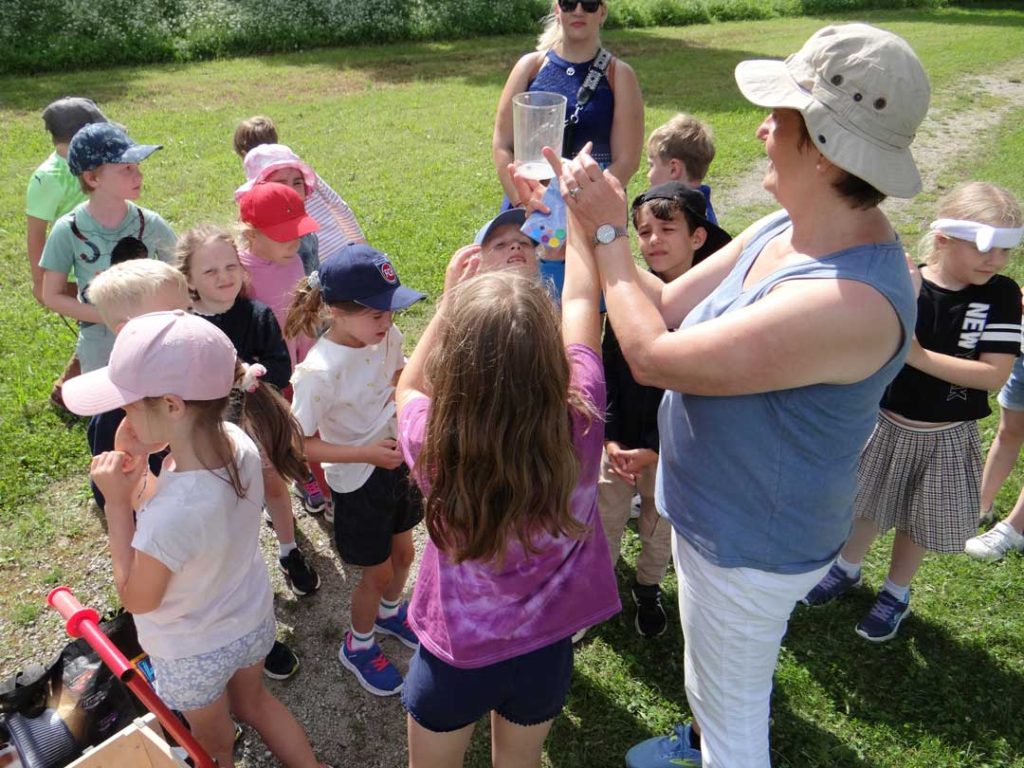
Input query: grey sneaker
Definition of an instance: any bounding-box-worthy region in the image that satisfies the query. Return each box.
[979,504,997,525]
[965,521,1024,562]
[801,563,861,606]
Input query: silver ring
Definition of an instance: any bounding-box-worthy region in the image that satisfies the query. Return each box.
[568,186,582,199]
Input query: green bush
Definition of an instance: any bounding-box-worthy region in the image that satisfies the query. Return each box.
[0,0,953,74]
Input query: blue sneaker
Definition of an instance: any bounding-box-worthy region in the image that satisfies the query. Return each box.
[855,590,910,642]
[338,634,403,696]
[625,723,702,767]
[374,603,419,650]
[800,563,861,606]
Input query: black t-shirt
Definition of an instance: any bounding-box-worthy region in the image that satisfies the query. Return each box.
[602,316,664,452]
[882,272,1021,422]
[195,297,292,391]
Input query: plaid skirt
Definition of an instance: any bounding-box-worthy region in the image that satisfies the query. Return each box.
[853,412,982,553]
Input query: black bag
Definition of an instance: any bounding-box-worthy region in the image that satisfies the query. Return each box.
[0,612,149,768]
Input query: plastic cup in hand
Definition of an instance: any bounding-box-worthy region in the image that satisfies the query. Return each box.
[513,92,566,181]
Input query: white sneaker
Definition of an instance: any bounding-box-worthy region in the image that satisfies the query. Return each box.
[965,522,1024,562]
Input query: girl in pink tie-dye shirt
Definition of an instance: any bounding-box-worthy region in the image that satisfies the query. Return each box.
[395,245,620,767]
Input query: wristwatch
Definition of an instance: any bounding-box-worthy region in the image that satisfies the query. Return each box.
[594,223,628,246]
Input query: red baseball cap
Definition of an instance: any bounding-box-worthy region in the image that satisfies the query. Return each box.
[238,181,319,243]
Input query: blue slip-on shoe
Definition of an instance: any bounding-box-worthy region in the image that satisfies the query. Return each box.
[800,563,861,606]
[374,603,419,650]
[625,723,702,767]
[338,634,403,696]
[855,590,910,642]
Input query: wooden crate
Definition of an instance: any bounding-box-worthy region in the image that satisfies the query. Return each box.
[67,714,189,768]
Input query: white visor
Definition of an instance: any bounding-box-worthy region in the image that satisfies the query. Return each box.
[930,219,1024,253]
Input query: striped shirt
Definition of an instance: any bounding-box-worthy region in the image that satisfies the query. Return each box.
[305,175,365,260]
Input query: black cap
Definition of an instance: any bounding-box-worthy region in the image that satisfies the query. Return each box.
[632,182,732,263]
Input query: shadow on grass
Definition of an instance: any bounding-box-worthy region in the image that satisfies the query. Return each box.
[786,591,1024,764]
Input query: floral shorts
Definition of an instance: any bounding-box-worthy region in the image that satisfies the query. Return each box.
[151,612,276,712]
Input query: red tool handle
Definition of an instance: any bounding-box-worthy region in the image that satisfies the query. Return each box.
[47,586,218,768]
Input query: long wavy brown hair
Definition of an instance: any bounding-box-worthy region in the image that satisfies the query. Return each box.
[418,272,596,566]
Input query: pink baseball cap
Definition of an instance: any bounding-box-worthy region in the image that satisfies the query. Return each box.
[62,310,237,416]
[239,182,320,243]
[235,143,317,201]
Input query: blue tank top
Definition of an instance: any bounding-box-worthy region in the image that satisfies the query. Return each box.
[655,211,917,574]
[529,50,614,167]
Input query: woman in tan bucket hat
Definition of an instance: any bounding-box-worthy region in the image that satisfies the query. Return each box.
[545,22,930,768]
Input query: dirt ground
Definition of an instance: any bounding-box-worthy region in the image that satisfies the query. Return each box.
[2,56,1024,768]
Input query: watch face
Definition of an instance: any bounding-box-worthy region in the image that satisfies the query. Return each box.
[597,224,616,244]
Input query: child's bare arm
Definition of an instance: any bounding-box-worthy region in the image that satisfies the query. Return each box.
[397,246,479,413]
[905,343,1016,391]
[91,451,172,614]
[41,269,102,323]
[303,435,402,469]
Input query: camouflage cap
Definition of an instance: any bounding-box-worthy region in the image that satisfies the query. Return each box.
[67,123,162,177]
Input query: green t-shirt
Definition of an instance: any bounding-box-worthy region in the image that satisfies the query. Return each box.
[25,152,86,223]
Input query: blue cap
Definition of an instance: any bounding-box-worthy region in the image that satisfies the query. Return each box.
[67,123,162,176]
[319,243,425,311]
[473,208,531,247]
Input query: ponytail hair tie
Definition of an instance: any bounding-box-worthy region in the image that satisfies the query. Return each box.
[241,363,267,393]
[307,271,321,291]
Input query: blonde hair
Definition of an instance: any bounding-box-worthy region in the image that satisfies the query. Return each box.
[233,116,278,159]
[175,224,241,300]
[416,272,597,566]
[89,260,189,329]
[922,182,1023,265]
[536,1,604,51]
[647,113,716,183]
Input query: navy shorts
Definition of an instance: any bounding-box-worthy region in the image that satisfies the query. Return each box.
[330,463,422,567]
[402,638,573,733]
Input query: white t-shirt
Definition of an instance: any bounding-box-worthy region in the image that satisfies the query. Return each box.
[290,325,404,493]
[131,422,273,659]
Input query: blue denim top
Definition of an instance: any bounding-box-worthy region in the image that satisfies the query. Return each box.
[655,211,917,573]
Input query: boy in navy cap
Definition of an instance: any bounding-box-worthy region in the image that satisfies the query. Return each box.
[39,122,175,374]
[473,208,538,274]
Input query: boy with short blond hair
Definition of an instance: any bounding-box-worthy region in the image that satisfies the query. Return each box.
[89,259,189,331]
[646,113,719,224]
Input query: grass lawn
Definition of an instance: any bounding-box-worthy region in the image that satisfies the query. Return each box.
[2,7,1024,767]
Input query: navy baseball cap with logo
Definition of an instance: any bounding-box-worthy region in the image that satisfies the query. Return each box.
[319,243,425,311]
[67,123,162,177]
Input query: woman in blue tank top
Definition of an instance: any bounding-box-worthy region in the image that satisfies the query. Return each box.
[492,1,643,206]
[537,23,930,768]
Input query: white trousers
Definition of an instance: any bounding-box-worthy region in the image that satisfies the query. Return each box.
[673,531,829,768]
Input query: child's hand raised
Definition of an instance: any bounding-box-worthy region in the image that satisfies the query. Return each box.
[444,245,481,295]
[365,438,404,470]
[545,144,627,238]
[91,450,147,510]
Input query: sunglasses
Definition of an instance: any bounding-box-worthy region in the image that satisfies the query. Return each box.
[558,0,602,12]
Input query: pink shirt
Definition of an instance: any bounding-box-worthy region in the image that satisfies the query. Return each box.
[239,248,312,366]
[398,344,620,669]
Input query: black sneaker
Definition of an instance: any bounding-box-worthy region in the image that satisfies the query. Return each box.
[632,582,668,638]
[263,640,299,680]
[280,548,321,597]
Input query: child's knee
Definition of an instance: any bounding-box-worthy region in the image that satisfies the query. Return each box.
[360,561,394,592]
[391,539,415,570]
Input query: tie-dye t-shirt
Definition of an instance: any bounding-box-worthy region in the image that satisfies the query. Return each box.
[398,344,620,669]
